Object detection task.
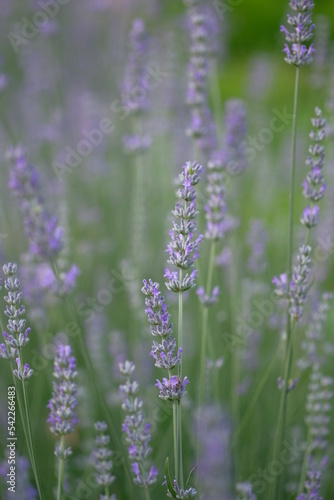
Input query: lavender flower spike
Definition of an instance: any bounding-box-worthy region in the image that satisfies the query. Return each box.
[47,344,78,459]
[301,107,327,227]
[1,263,33,379]
[91,421,116,497]
[165,161,203,292]
[119,361,158,489]
[281,0,315,66]
[6,146,63,260]
[142,279,182,370]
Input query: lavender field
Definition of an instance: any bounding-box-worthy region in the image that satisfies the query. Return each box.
[1,0,334,499]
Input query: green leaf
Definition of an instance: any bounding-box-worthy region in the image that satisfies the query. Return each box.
[185,464,197,487]
[164,457,178,499]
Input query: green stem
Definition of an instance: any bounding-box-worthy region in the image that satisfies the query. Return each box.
[209,59,223,145]
[57,435,65,500]
[230,232,240,428]
[287,66,300,281]
[298,426,311,494]
[270,318,296,500]
[177,269,184,489]
[270,64,301,500]
[197,241,216,460]
[172,400,179,484]
[198,241,216,408]
[18,352,44,500]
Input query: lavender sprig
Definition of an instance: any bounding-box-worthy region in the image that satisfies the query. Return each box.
[281,0,315,66]
[6,146,63,260]
[47,344,78,455]
[91,421,116,500]
[142,279,182,374]
[1,263,33,378]
[301,108,327,230]
[0,263,44,497]
[47,344,78,500]
[6,146,79,297]
[164,161,203,293]
[119,361,158,490]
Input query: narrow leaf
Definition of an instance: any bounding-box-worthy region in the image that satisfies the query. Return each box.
[164,457,178,499]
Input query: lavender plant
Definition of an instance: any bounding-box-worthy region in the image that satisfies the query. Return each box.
[0,263,43,498]
[91,421,116,500]
[47,344,78,500]
[119,360,158,498]
[269,2,317,495]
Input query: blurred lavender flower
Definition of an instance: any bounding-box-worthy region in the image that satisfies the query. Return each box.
[165,161,203,292]
[304,366,333,452]
[47,344,78,459]
[297,292,333,370]
[246,219,268,274]
[119,361,158,489]
[236,481,256,500]
[281,0,315,66]
[224,99,248,175]
[0,263,34,381]
[91,421,116,498]
[6,146,80,296]
[6,146,63,260]
[196,285,219,307]
[195,405,232,499]
[204,154,227,242]
[301,107,327,227]
[298,456,328,500]
[122,19,149,115]
[184,0,219,157]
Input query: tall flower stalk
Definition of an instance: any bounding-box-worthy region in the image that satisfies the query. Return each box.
[270,0,321,481]
[271,112,326,499]
[0,263,44,499]
[164,161,202,492]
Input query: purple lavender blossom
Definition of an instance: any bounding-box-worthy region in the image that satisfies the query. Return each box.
[165,161,203,292]
[298,454,328,499]
[119,361,158,489]
[281,0,315,66]
[196,285,220,307]
[297,293,333,370]
[47,344,78,458]
[1,263,33,380]
[204,153,227,241]
[273,245,311,321]
[224,99,248,174]
[91,421,116,495]
[6,146,63,260]
[236,481,256,500]
[155,376,189,401]
[122,19,149,115]
[246,219,268,274]
[164,478,197,499]
[184,1,219,157]
[301,108,327,227]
